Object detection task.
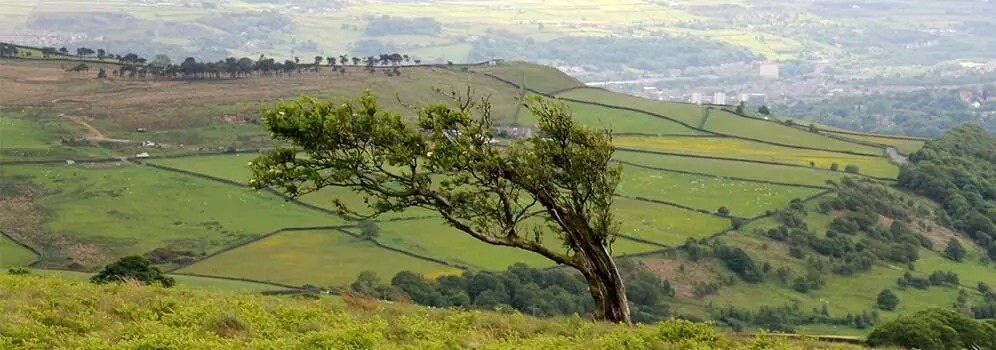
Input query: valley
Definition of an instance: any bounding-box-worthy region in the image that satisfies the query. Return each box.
[10,48,994,341]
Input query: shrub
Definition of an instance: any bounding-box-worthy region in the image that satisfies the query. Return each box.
[90,255,175,287]
[944,238,967,262]
[844,164,860,174]
[7,268,30,275]
[830,163,840,171]
[876,289,899,311]
[717,206,731,216]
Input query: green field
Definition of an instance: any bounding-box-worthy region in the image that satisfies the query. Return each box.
[21,268,289,292]
[0,234,37,267]
[1,164,345,267]
[372,217,662,271]
[703,110,885,155]
[618,164,821,217]
[148,154,260,183]
[0,114,52,150]
[827,133,926,155]
[477,61,583,94]
[556,88,708,126]
[612,149,847,187]
[178,229,462,287]
[614,197,730,246]
[613,136,899,179]
[519,98,703,134]
[0,112,103,160]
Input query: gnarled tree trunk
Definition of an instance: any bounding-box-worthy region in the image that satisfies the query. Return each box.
[576,234,631,324]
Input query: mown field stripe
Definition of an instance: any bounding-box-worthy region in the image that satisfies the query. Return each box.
[612,160,832,190]
[716,107,897,151]
[331,227,472,270]
[167,225,359,273]
[619,195,746,220]
[614,147,896,182]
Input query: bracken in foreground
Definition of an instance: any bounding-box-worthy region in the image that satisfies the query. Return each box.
[0,275,870,349]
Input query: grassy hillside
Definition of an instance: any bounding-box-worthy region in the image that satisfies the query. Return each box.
[0,273,869,349]
[0,57,976,337]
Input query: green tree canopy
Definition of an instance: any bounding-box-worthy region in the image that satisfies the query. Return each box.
[90,255,175,287]
[944,238,967,262]
[867,308,996,350]
[876,289,899,311]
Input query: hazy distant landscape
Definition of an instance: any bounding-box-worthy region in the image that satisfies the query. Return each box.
[3,0,995,137]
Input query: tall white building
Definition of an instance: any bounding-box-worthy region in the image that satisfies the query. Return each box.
[713,92,727,105]
[690,92,702,104]
[760,62,780,80]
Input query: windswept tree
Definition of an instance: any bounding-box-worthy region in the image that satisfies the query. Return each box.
[249,90,633,323]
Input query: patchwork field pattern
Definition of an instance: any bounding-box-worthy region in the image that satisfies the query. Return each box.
[0,59,916,294]
[0,164,345,268]
[555,88,708,126]
[824,133,926,155]
[703,110,885,154]
[618,164,822,218]
[177,229,462,287]
[612,150,850,187]
[613,136,899,178]
[519,99,704,135]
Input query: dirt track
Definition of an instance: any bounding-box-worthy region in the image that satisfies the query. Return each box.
[62,115,130,143]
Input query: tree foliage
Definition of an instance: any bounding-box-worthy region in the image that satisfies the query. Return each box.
[249,89,633,323]
[899,124,996,260]
[90,255,175,287]
[944,238,967,262]
[867,308,996,350]
[876,289,898,311]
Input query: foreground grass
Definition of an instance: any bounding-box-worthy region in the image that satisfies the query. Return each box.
[0,274,869,349]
